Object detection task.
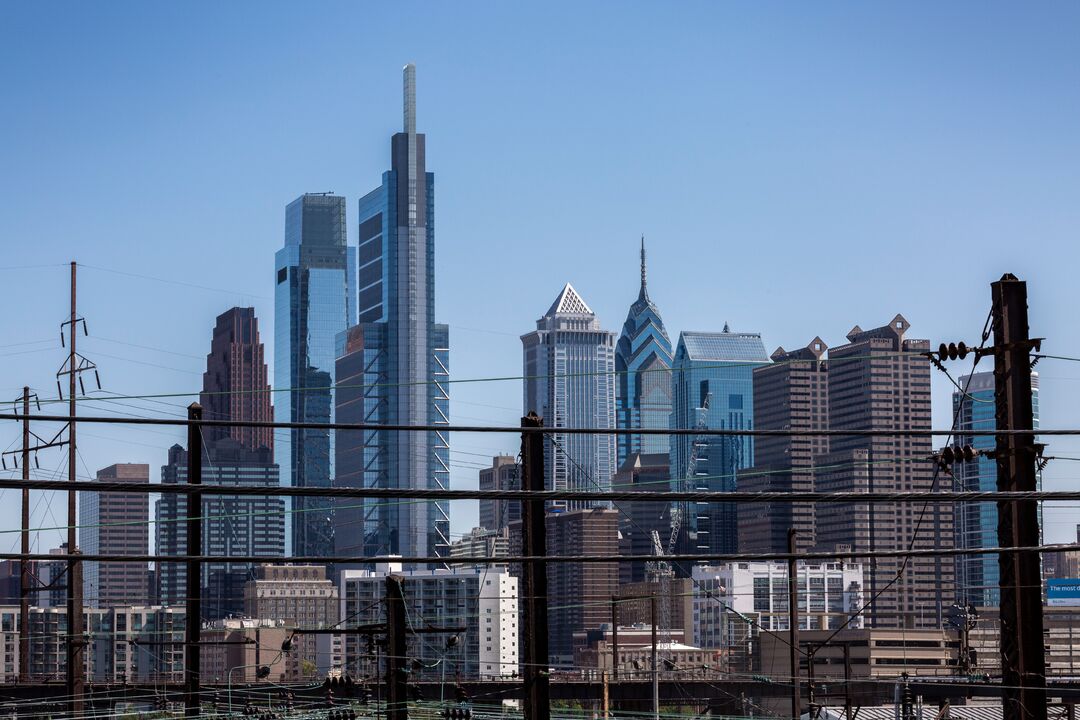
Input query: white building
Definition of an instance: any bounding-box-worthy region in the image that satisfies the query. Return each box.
[692,561,864,656]
[340,563,518,680]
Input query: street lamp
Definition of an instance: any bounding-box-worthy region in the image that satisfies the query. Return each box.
[228,663,272,715]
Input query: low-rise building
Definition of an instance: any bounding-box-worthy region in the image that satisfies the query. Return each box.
[340,563,518,680]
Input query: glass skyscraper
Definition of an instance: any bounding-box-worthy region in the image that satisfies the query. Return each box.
[953,370,1040,608]
[669,327,769,555]
[521,283,617,506]
[615,237,673,467]
[334,64,450,565]
[275,193,356,557]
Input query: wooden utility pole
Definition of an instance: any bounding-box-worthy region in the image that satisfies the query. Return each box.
[19,387,30,685]
[66,261,85,716]
[185,403,203,720]
[386,575,408,720]
[991,274,1047,720]
[788,528,802,720]
[520,412,550,720]
[651,596,659,720]
[610,596,619,682]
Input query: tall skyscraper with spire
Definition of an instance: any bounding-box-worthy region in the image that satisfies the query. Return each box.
[334,65,450,565]
[615,237,673,466]
[521,283,617,506]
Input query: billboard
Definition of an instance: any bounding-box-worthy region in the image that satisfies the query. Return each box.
[1047,578,1080,607]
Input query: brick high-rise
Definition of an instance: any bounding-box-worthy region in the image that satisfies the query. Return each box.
[201,307,274,451]
[739,338,829,554]
[814,315,952,629]
[80,464,150,607]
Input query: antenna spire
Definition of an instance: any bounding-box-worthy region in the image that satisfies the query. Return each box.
[638,234,649,302]
[403,63,416,135]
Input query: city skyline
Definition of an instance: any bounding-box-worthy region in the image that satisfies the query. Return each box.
[1,3,1079,548]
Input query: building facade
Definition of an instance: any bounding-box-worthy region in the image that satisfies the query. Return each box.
[739,339,829,554]
[615,238,673,466]
[339,564,518,681]
[814,315,951,629]
[81,463,149,608]
[521,283,617,505]
[478,455,520,534]
[275,192,356,558]
[510,508,620,665]
[156,442,285,618]
[334,65,450,565]
[449,527,510,566]
[201,308,274,452]
[692,561,863,673]
[670,328,770,556]
[612,452,673,583]
[953,371,1039,608]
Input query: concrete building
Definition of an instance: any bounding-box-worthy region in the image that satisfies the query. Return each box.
[478,456,519,534]
[334,64,451,565]
[0,605,184,684]
[201,618,304,683]
[670,327,770,556]
[511,508,620,665]
[814,316,951,629]
[573,625,714,678]
[521,283,617,506]
[81,463,150,608]
[692,561,863,672]
[340,563,517,681]
[739,339,829,554]
[968,605,1080,679]
[449,527,510,566]
[617,577,695,640]
[615,238,673,466]
[242,564,339,674]
[612,453,673,584]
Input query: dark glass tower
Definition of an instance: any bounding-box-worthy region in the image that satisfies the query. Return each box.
[615,237,673,467]
[334,65,450,564]
[275,193,356,557]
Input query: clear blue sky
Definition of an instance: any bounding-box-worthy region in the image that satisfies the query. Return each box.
[1,2,1079,560]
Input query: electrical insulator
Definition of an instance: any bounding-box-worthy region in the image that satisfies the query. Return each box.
[937,342,970,361]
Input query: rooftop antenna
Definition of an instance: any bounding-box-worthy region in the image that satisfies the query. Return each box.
[403,63,416,135]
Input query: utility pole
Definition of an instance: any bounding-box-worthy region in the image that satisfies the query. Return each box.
[185,403,203,720]
[520,412,550,720]
[386,575,408,720]
[843,641,853,720]
[991,274,1047,720]
[610,596,619,682]
[788,528,801,720]
[65,261,85,716]
[651,596,659,720]
[19,388,30,685]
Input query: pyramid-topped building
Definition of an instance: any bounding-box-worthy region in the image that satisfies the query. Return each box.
[522,283,617,505]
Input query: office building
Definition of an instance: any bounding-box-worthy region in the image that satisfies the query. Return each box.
[670,327,769,556]
[201,308,274,451]
[739,339,829,554]
[339,563,518,680]
[478,455,520,534]
[953,371,1039,607]
[510,508,620,665]
[276,192,356,558]
[612,452,673,583]
[521,283,617,505]
[449,527,510,566]
[81,463,150,608]
[334,65,450,564]
[615,238,673,466]
[814,315,951,629]
[156,442,285,618]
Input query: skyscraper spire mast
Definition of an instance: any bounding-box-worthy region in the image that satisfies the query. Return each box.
[639,234,649,302]
[403,63,416,135]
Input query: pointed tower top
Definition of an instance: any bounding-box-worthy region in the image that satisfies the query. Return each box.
[722,321,731,333]
[638,235,649,302]
[546,282,594,317]
[403,63,416,135]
